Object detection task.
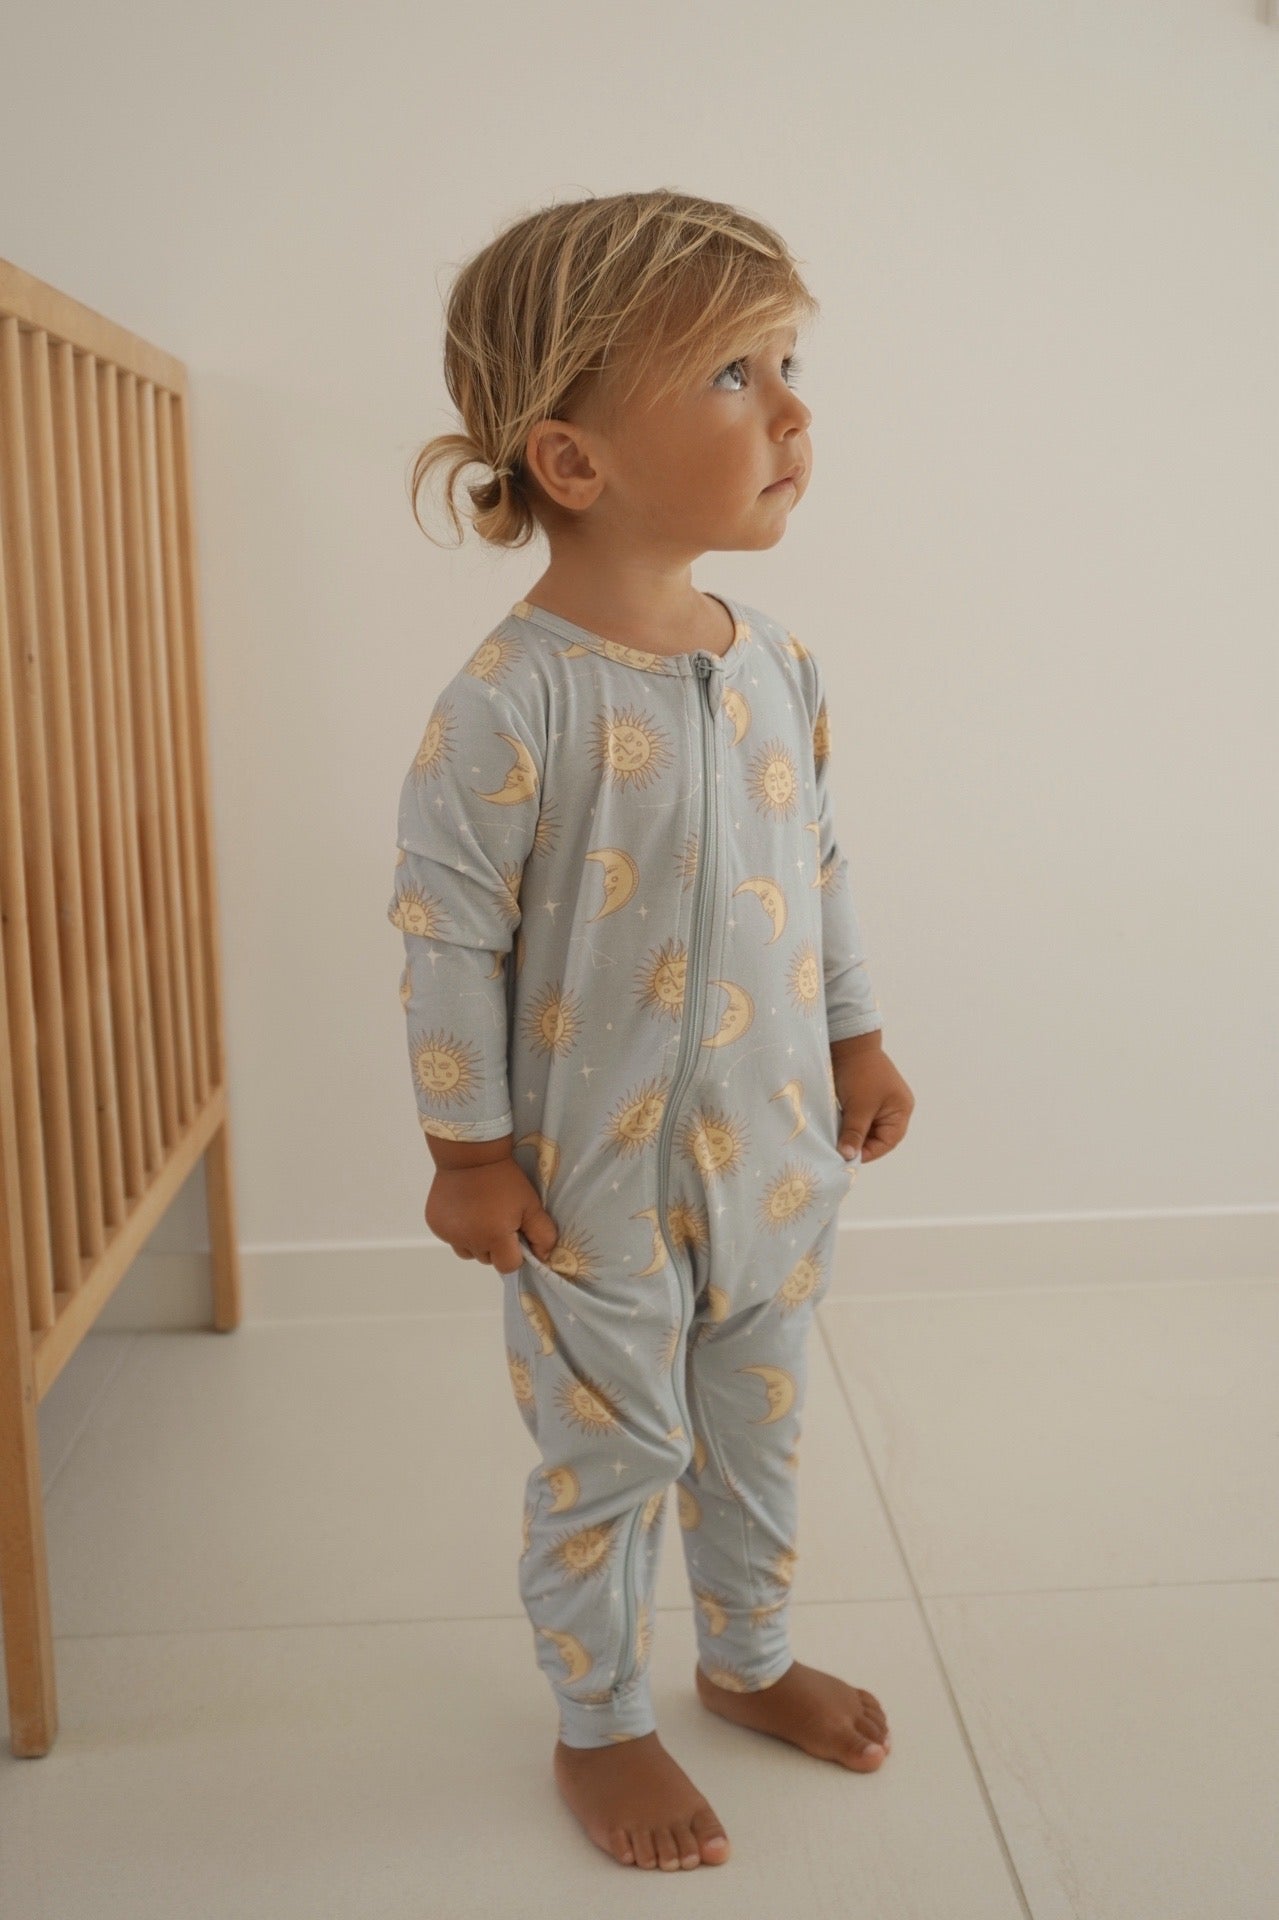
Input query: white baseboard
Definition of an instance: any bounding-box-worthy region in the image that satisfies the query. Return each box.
[93,1205,1279,1330]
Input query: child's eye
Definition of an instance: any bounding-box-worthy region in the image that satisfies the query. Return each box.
[712,355,803,392]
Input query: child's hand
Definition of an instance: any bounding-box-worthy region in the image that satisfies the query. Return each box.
[831,1038,916,1165]
[425,1158,559,1276]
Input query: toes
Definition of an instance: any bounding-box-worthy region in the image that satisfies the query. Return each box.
[691,1806,731,1863]
[858,1690,892,1753]
[655,1827,683,1872]
[860,1697,889,1740]
[671,1821,701,1869]
[629,1828,658,1870]
[608,1828,634,1866]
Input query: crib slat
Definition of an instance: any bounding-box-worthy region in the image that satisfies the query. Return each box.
[139,380,195,1126]
[75,351,132,1224]
[118,371,179,1151]
[170,393,225,1091]
[156,388,210,1105]
[98,364,162,1179]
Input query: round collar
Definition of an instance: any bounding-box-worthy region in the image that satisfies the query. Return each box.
[509,594,752,677]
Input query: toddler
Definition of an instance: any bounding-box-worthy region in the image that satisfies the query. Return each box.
[387,189,915,1872]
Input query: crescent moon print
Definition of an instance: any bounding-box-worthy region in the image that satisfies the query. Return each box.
[513,1130,560,1192]
[803,819,823,883]
[473,731,540,805]
[720,685,750,746]
[702,979,753,1046]
[772,1079,810,1140]
[734,875,787,941]
[640,1489,667,1531]
[517,1285,556,1355]
[537,1627,593,1683]
[739,1364,797,1423]
[543,1465,581,1513]
[629,1206,670,1278]
[583,845,640,918]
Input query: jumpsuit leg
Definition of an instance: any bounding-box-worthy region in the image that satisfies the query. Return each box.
[665,1096,851,1691]
[501,1218,694,1749]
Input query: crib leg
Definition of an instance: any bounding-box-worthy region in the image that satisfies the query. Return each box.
[0,1286,58,1757]
[205,1113,242,1332]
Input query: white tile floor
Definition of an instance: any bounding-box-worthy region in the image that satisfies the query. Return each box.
[2,1271,1276,1918]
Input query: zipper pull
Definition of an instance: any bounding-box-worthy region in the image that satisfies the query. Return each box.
[695,653,721,714]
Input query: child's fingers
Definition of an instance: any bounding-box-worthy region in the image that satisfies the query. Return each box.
[491,1233,525,1275]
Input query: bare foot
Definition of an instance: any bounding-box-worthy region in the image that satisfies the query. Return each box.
[695,1658,891,1769]
[553,1728,731,1869]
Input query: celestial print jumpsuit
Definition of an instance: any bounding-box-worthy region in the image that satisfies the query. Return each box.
[387,594,884,1748]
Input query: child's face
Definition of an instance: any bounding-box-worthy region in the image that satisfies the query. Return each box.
[529,324,812,557]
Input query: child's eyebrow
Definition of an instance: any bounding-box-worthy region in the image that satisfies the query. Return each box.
[752,330,799,356]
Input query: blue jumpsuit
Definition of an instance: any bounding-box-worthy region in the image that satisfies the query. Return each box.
[388,594,883,1748]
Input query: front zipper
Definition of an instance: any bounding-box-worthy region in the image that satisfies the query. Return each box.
[613,655,719,1694]
[656,653,718,1452]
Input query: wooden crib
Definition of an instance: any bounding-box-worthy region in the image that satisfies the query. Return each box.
[0,258,241,1758]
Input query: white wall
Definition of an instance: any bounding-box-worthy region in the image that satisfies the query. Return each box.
[2,0,1276,1278]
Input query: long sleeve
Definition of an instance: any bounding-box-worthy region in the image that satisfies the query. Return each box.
[387,663,544,1144]
[802,642,884,1044]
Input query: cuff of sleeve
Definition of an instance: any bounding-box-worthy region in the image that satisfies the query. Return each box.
[826,1012,885,1043]
[420,1111,514,1142]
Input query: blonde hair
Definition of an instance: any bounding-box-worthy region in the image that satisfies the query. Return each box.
[408,188,819,551]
